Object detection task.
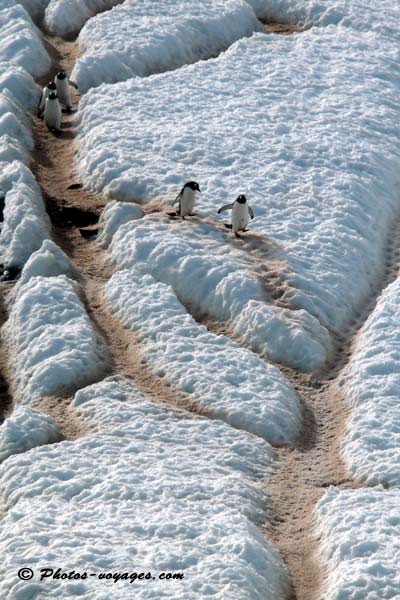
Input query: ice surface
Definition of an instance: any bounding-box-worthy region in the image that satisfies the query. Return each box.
[0,378,290,599]
[72,0,262,92]
[0,406,60,462]
[341,277,400,486]
[316,488,400,600]
[44,0,123,37]
[3,274,107,403]
[106,269,301,444]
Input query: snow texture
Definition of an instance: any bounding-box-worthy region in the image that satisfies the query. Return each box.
[44,0,123,37]
[316,488,400,600]
[0,406,60,462]
[18,239,72,286]
[0,89,33,166]
[3,275,107,403]
[0,377,290,599]
[72,0,262,92]
[76,28,400,359]
[0,0,50,78]
[97,200,144,247]
[106,269,301,444]
[341,277,400,487]
[0,63,39,111]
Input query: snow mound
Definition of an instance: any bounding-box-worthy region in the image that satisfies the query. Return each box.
[0,406,59,462]
[0,62,39,110]
[106,269,301,444]
[0,161,51,269]
[0,378,290,599]
[316,488,400,599]
[98,200,143,247]
[3,274,107,404]
[0,1,50,78]
[341,277,400,486]
[18,239,72,285]
[0,89,33,165]
[44,0,123,38]
[72,0,262,92]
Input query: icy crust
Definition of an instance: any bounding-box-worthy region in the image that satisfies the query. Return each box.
[106,268,301,444]
[107,216,331,371]
[44,0,123,37]
[0,378,290,600]
[3,275,107,403]
[77,30,400,340]
[341,278,400,486]
[0,161,51,269]
[0,1,50,78]
[72,0,262,92]
[0,406,59,462]
[316,488,400,600]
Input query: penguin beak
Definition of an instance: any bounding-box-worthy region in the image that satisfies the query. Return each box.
[197,187,201,193]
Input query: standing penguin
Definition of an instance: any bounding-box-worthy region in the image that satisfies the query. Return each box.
[217,194,254,237]
[37,81,57,118]
[43,92,62,132]
[172,181,201,218]
[54,71,78,112]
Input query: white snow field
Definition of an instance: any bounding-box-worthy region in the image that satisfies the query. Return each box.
[0,377,290,600]
[44,0,124,37]
[72,0,262,92]
[76,26,400,372]
[0,406,59,462]
[106,269,301,444]
[316,488,400,600]
[3,274,107,404]
[340,277,400,487]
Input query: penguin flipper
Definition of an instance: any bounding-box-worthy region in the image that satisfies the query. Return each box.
[248,206,254,219]
[218,203,234,214]
[69,79,78,89]
[171,192,180,207]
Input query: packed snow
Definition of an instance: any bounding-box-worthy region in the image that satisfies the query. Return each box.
[0,377,290,599]
[3,274,107,403]
[98,200,143,247]
[106,269,301,444]
[0,406,59,462]
[0,63,39,111]
[72,0,262,92]
[340,277,400,487]
[316,488,400,600]
[18,239,72,285]
[44,0,123,37]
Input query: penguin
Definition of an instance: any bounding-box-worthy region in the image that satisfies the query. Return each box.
[54,71,78,111]
[43,92,62,132]
[217,194,254,237]
[0,189,5,223]
[37,81,57,118]
[172,181,201,218]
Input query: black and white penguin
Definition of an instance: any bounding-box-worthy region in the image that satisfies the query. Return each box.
[217,194,254,237]
[54,71,78,111]
[172,181,201,218]
[43,92,62,132]
[37,81,57,118]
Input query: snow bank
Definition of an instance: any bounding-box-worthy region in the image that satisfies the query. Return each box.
[0,63,39,110]
[0,1,50,78]
[3,274,107,403]
[77,29,400,348]
[72,0,261,92]
[18,238,72,285]
[106,269,301,444]
[316,488,400,599]
[341,278,400,486]
[0,90,33,166]
[97,200,143,247]
[44,0,123,37]
[0,406,59,462]
[0,377,290,599]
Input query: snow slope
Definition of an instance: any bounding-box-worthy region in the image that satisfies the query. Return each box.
[106,269,301,444]
[0,406,59,462]
[0,377,290,599]
[3,274,107,403]
[341,277,400,487]
[316,488,400,600]
[44,0,123,37]
[72,0,262,92]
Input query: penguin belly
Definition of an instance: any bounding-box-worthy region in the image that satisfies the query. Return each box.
[231,202,249,232]
[44,99,61,130]
[179,189,196,216]
[55,78,72,109]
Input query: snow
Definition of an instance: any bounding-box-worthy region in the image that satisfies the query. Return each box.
[340,277,400,487]
[0,63,39,110]
[18,239,72,285]
[44,0,123,38]
[0,1,50,78]
[3,274,107,404]
[0,90,33,166]
[76,27,400,372]
[97,200,144,247]
[316,487,400,600]
[0,406,59,462]
[0,377,290,599]
[106,269,301,444]
[72,0,262,92]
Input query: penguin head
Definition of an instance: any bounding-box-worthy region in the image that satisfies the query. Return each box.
[48,81,56,90]
[183,181,201,193]
[236,194,247,204]
[56,71,67,80]
[48,92,58,100]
